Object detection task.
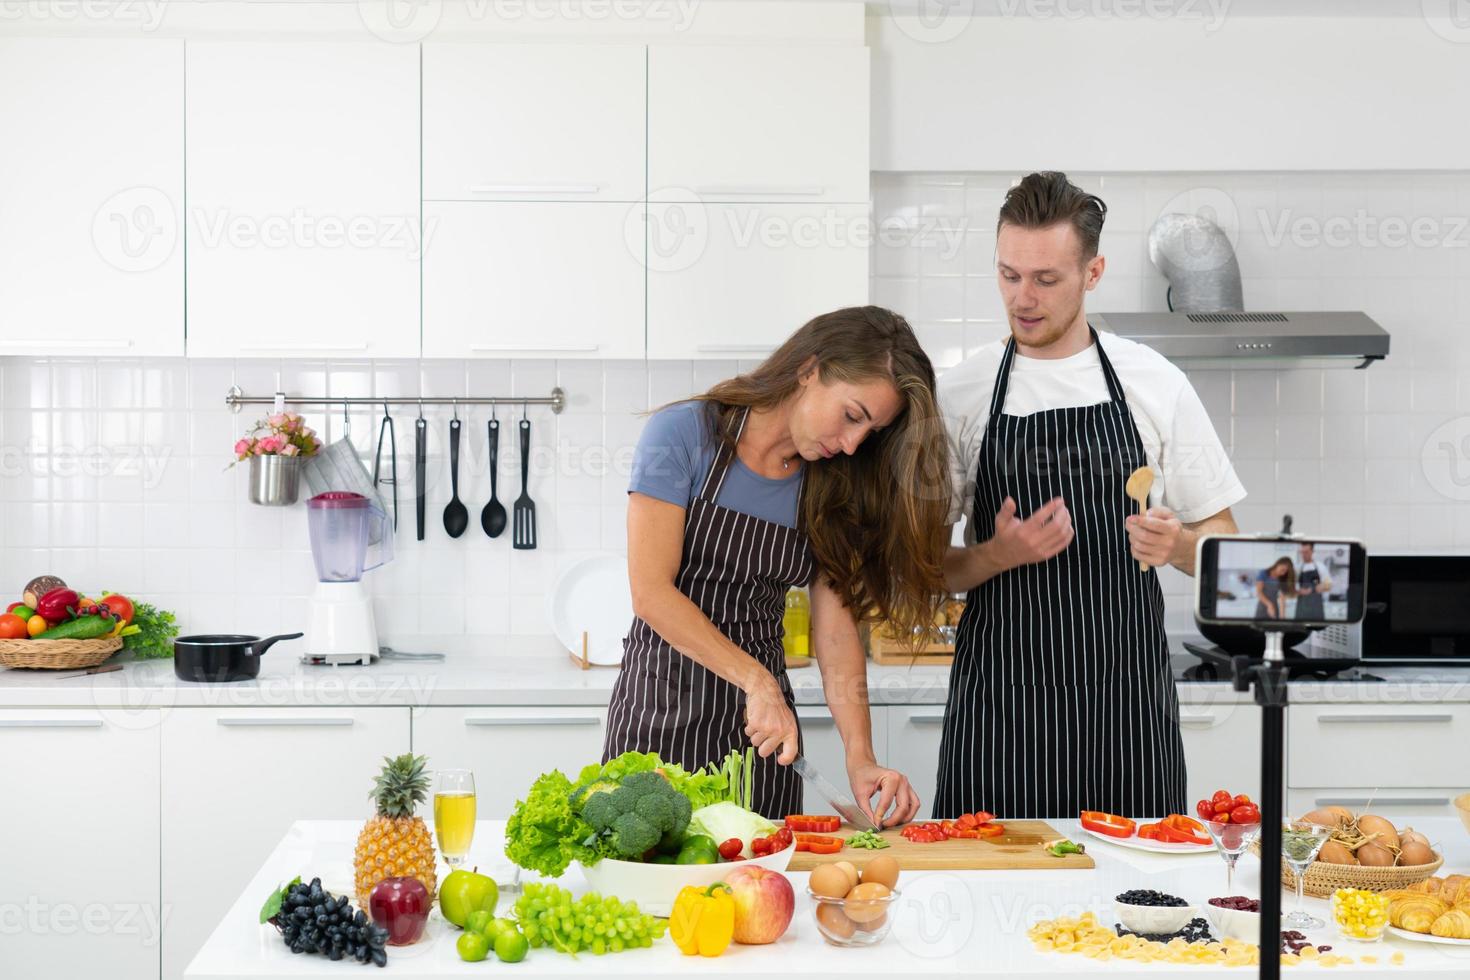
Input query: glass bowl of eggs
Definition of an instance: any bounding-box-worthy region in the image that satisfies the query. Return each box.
[806,855,902,947]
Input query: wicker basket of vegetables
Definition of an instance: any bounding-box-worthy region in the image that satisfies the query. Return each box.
[0,577,178,670]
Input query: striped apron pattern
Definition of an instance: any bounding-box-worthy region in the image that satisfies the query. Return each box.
[603,408,814,819]
[934,329,1187,819]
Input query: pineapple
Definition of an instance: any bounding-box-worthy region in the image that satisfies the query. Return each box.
[353,753,437,908]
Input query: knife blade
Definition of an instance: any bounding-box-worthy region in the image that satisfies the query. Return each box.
[791,755,879,832]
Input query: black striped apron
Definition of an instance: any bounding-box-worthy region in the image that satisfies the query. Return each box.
[934,330,1187,819]
[603,408,813,819]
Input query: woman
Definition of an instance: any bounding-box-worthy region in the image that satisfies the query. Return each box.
[1254,558,1297,619]
[603,306,949,825]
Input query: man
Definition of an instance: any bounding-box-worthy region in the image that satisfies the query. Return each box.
[1294,543,1331,621]
[934,172,1246,819]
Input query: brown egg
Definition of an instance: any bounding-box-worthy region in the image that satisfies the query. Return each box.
[1357,842,1396,867]
[844,881,892,924]
[809,863,854,900]
[1302,806,1354,829]
[831,861,861,892]
[815,900,857,941]
[1357,815,1400,851]
[1318,840,1359,865]
[1399,840,1436,867]
[1400,828,1431,850]
[860,854,901,891]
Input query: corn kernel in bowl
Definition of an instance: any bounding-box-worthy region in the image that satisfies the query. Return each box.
[1331,888,1389,942]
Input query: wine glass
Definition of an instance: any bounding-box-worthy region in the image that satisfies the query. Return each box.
[1204,817,1262,895]
[432,769,476,868]
[1281,821,1333,929]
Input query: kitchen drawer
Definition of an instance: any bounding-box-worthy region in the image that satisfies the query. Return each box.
[0,710,161,980]
[1287,704,1470,789]
[1288,789,1465,818]
[795,705,889,814]
[1178,701,1262,807]
[161,707,410,979]
[412,706,609,818]
[883,705,948,819]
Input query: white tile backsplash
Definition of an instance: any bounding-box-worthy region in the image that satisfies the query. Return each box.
[5,170,1469,644]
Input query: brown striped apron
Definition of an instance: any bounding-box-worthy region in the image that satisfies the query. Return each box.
[603,407,814,819]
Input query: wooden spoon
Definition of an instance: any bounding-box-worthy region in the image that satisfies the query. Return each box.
[1125,466,1155,573]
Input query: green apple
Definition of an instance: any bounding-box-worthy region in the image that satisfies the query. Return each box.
[464,909,494,936]
[456,930,490,962]
[494,929,529,964]
[439,868,498,928]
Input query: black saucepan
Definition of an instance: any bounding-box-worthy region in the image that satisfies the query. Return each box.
[173,633,304,682]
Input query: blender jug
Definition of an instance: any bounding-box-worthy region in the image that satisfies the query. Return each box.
[307,492,393,582]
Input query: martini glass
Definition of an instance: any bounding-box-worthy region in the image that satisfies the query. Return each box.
[1205,817,1262,895]
[1281,821,1333,929]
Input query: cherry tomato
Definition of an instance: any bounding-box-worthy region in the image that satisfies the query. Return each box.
[100,594,135,626]
[717,838,743,860]
[0,613,27,639]
[1211,789,1233,808]
[1230,803,1261,825]
[1196,799,1217,822]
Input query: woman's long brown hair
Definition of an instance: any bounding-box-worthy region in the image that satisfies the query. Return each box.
[687,306,950,636]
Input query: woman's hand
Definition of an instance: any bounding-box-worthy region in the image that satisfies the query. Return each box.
[848,762,922,828]
[743,679,800,765]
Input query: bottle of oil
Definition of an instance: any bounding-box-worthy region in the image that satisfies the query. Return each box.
[782,588,810,658]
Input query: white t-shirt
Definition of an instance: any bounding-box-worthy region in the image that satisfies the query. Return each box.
[939,331,1246,542]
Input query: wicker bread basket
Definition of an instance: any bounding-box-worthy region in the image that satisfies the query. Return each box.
[0,637,123,670]
[1251,841,1444,898]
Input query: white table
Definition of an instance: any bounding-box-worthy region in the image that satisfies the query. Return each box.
[186,817,1470,978]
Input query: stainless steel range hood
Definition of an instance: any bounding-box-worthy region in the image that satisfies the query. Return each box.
[1089,311,1391,370]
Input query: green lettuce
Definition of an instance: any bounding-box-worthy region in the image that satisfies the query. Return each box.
[504,770,616,878]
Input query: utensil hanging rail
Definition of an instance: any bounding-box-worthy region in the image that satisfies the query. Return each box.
[224,385,566,414]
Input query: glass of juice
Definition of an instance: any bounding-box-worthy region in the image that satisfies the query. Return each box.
[433,769,476,867]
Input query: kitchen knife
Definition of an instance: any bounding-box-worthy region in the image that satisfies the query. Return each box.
[414,416,427,542]
[791,755,879,832]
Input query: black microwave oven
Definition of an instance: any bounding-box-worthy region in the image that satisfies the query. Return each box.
[1359,554,1470,659]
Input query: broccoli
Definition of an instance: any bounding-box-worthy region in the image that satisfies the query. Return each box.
[579,770,693,859]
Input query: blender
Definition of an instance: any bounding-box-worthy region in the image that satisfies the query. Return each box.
[304,491,393,665]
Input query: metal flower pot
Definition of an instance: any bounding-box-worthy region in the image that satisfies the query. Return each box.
[248,454,302,506]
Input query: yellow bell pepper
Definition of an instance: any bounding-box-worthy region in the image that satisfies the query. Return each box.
[669,882,734,957]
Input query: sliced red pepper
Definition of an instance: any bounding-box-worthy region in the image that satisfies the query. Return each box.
[955,813,979,830]
[794,833,843,854]
[785,814,841,834]
[941,821,979,838]
[975,822,1005,839]
[1137,822,1166,841]
[971,811,996,825]
[1079,811,1136,839]
[1159,814,1211,846]
[900,822,948,843]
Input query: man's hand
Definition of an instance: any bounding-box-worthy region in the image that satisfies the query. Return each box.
[1126,506,1183,568]
[989,496,1074,570]
[848,762,922,828]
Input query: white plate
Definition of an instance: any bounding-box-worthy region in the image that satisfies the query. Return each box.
[549,554,632,666]
[1388,925,1470,946]
[1081,824,1214,854]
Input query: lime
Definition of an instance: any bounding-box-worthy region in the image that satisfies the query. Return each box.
[457,930,491,962]
[464,909,494,936]
[495,929,530,963]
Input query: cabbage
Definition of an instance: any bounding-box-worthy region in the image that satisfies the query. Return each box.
[687,802,777,859]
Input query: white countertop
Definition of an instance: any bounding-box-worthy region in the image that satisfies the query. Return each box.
[1,634,1468,709]
[186,816,1470,979]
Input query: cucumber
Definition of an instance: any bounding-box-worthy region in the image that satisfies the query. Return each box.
[37,616,113,640]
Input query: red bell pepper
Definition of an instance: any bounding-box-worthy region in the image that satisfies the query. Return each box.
[900,822,948,843]
[975,822,1005,839]
[1079,811,1136,839]
[1137,822,1166,841]
[785,815,841,834]
[794,834,842,854]
[1158,814,1211,846]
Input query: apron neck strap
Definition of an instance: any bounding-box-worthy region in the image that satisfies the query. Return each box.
[990,325,1126,416]
[698,406,749,503]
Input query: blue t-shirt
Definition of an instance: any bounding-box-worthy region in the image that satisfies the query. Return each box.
[628,402,802,528]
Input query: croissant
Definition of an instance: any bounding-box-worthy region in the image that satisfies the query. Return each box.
[1430,908,1470,940]
[1440,875,1470,905]
[1407,877,1443,895]
[1391,894,1450,933]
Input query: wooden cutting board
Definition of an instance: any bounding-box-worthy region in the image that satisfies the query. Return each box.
[786,821,1094,872]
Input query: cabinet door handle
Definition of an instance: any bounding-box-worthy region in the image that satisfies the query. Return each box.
[1314,797,1451,808]
[468,183,603,195]
[696,344,777,354]
[469,344,600,353]
[691,185,826,198]
[237,343,372,354]
[0,338,133,349]
[464,717,601,728]
[0,718,104,729]
[1316,714,1455,725]
[1179,711,1222,728]
[217,717,355,728]
[796,714,836,727]
[906,711,946,726]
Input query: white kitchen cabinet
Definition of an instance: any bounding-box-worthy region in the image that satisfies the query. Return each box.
[796,704,890,814]
[160,708,410,979]
[884,704,948,819]
[0,39,183,356]
[0,711,161,980]
[646,202,869,359]
[648,45,868,203]
[185,41,420,358]
[1178,700,1263,807]
[422,203,644,359]
[423,44,645,203]
[412,706,609,818]
[1287,789,1466,820]
[1287,704,1469,791]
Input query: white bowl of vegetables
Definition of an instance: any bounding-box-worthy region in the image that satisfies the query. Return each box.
[581,832,794,917]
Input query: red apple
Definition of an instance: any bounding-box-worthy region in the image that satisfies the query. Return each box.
[369,876,430,946]
[724,865,794,945]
